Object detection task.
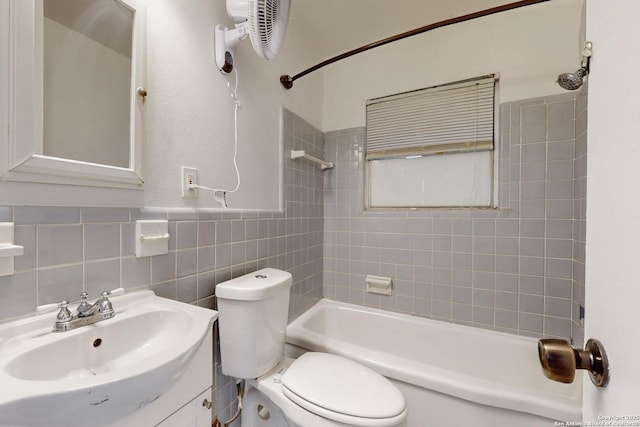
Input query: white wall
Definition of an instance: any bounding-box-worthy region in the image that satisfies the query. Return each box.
[3,0,582,209]
[583,0,640,418]
[322,0,584,131]
[0,0,323,210]
[2,1,584,209]
[142,0,324,209]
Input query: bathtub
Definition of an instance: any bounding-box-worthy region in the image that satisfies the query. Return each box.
[285,299,582,427]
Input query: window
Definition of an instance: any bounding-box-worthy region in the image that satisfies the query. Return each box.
[365,75,497,208]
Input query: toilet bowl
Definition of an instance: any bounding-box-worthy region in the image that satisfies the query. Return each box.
[244,356,406,427]
[216,268,407,427]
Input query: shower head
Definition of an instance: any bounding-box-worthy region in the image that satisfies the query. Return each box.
[556,41,593,91]
[557,67,588,91]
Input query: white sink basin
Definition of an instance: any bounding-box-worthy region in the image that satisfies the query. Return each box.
[0,290,217,427]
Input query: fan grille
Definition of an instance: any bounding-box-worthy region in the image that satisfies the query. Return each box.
[248,0,290,59]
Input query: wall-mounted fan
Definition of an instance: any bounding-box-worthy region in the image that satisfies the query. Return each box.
[215,0,291,74]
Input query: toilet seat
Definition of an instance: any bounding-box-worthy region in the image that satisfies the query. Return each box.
[281,352,406,427]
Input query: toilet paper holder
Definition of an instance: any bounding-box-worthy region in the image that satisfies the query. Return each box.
[538,338,609,387]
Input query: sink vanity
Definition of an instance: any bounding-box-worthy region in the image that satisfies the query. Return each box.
[0,290,217,427]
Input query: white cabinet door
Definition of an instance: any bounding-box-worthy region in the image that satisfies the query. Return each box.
[157,389,212,427]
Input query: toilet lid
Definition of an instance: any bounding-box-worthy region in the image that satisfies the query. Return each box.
[281,352,405,423]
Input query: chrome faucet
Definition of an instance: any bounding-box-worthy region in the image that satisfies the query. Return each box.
[53,291,115,332]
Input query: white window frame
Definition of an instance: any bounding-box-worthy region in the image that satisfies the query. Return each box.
[365,74,499,210]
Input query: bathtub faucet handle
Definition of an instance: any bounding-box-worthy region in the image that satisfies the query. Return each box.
[537,338,609,387]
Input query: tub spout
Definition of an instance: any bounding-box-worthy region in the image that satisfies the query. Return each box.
[538,338,609,387]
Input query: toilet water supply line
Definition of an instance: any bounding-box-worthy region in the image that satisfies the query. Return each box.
[223,379,245,427]
[189,69,242,208]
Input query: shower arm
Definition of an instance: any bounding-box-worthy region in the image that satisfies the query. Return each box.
[280,0,551,89]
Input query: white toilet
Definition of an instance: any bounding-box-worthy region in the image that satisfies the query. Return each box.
[216,268,407,427]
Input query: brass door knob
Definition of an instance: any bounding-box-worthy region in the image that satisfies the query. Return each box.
[538,338,609,387]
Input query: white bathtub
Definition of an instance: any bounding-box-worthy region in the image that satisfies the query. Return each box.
[285,299,582,427]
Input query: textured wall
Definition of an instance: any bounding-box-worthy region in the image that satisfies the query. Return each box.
[141,0,324,210]
[0,0,324,210]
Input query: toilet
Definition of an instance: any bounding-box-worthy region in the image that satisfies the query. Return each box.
[216,268,407,427]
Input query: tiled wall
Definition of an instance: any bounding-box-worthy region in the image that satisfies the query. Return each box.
[0,96,588,418]
[572,85,588,346]
[0,108,324,422]
[323,93,584,341]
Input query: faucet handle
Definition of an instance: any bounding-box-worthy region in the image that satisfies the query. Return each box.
[56,301,72,322]
[98,291,114,315]
[76,292,93,316]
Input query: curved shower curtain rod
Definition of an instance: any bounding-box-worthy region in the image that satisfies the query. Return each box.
[280,0,551,89]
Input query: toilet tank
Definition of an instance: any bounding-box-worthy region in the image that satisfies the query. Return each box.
[216,268,292,379]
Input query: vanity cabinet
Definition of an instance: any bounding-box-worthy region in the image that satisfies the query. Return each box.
[108,321,214,427]
[157,389,213,427]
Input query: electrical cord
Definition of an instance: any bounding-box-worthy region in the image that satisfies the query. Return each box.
[190,68,241,207]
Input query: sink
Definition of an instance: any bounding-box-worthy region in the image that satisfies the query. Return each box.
[0,290,217,427]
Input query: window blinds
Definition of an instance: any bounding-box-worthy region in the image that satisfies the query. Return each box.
[365,75,496,160]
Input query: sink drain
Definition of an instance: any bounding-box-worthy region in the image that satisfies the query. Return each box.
[93,338,102,348]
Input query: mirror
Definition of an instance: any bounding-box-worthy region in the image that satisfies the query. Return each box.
[43,0,133,168]
[2,0,145,193]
